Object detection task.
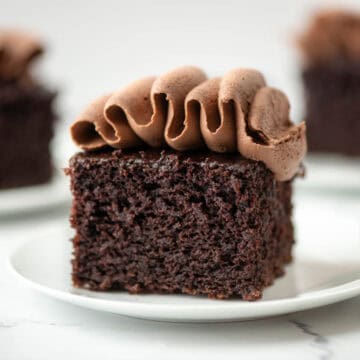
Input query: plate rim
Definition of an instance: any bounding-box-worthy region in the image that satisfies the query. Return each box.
[298,154,360,192]
[0,171,70,216]
[7,236,360,322]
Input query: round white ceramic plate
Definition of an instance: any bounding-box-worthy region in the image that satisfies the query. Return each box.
[298,155,360,192]
[0,171,70,216]
[8,190,360,322]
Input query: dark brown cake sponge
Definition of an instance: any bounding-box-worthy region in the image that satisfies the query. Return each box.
[0,80,56,189]
[303,62,360,155]
[68,149,294,300]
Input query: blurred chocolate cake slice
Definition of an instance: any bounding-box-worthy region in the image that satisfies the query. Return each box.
[298,9,360,155]
[0,30,56,189]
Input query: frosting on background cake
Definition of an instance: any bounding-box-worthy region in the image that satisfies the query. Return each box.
[0,30,43,81]
[298,9,360,66]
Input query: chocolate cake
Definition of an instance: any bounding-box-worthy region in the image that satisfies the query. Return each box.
[0,30,56,189]
[298,10,360,155]
[68,66,307,300]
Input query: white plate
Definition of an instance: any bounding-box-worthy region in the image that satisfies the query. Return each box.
[0,171,70,216]
[8,190,360,322]
[299,155,360,192]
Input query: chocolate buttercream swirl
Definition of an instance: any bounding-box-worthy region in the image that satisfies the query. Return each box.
[298,9,360,65]
[71,66,306,181]
[0,30,43,80]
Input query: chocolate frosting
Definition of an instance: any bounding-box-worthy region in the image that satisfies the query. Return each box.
[0,30,43,80]
[298,9,360,65]
[71,66,306,181]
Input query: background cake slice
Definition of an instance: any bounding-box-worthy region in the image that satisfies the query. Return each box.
[67,66,306,300]
[0,30,56,189]
[298,9,360,156]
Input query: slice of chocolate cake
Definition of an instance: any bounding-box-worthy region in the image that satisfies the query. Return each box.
[68,66,306,300]
[298,9,360,155]
[68,150,293,300]
[0,30,56,189]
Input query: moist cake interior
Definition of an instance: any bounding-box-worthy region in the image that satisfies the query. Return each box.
[68,149,294,300]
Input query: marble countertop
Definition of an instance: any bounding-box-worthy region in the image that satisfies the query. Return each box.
[1,206,360,360]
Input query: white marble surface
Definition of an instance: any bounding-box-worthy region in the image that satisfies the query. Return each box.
[0,199,359,360]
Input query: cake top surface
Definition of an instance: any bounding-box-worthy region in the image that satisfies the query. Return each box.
[0,29,43,81]
[298,9,360,66]
[71,148,269,169]
[70,66,307,181]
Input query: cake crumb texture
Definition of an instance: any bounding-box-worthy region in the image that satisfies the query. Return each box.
[0,80,55,189]
[303,63,360,155]
[69,150,294,300]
